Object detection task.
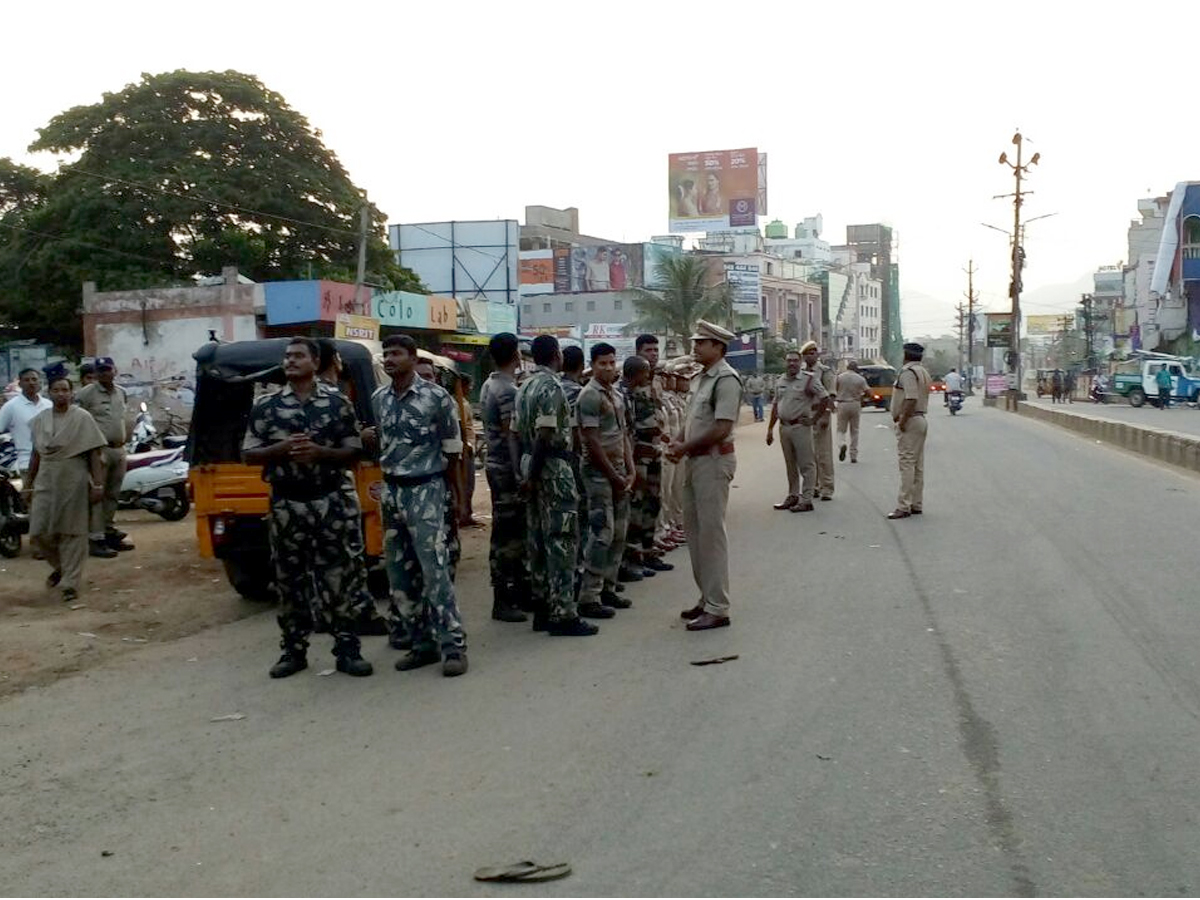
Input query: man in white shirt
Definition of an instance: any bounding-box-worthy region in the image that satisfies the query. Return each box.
[0,368,52,474]
[944,368,963,406]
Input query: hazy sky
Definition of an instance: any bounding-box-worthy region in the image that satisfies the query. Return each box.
[5,1,1197,338]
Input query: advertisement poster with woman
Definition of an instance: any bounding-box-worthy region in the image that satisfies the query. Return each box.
[668,148,759,233]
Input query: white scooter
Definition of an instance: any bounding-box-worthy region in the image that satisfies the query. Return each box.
[121,404,190,521]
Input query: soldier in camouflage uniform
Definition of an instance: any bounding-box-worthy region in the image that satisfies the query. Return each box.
[577,342,635,618]
[558,345,588,598]
[515,336,596,636]
[368,335,469,678]
[622,334,673,578]
[415,357,462,585]
[479,333,529,623]
[242,337,373,679]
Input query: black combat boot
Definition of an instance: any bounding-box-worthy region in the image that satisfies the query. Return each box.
[547,617,599,637]
[334,640,373,677]
[600,589,631,610]
[491,585,528,623]
[269,649,308,679]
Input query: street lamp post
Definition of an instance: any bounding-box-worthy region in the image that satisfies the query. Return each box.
[996,132,1040,410]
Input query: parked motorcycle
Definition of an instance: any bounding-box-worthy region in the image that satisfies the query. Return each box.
[119,445,190,521]
[127,402,188,454]
[0,432,29,557]
[947,390,964,416]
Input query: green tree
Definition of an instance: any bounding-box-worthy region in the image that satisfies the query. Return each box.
[0,69,420,347]
[628,254,731,351]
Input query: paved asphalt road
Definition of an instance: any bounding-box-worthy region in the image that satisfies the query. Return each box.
[1025,394,1200,438]
[4,398,1200,896]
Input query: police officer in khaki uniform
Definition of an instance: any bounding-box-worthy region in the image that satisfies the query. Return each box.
[766,348,827,512]
[666,321,741,631]
[803,342,836,501]
[888,342,932,519]
[834,360,870,463]
[75,358,133,558]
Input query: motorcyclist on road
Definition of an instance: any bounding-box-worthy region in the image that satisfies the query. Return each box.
[944,368,964,407]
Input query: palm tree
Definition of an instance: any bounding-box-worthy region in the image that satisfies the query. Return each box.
[628,255,729,351]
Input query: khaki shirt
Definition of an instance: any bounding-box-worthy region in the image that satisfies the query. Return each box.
[893,362,932,416]
[775,371,827,423]
[685,359,741,444]
[75,382,127,445]
[835,370,869,402]
[577,379,628,472]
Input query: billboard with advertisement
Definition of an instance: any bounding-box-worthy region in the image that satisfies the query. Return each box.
[519,250,555,296]
[668,148,759,233]
[1025,314,1060,336]
[723,262,762,320]
[986,313,1014,348]
[553,245,644,293]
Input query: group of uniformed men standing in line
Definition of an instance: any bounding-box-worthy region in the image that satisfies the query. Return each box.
[245,321,747,681]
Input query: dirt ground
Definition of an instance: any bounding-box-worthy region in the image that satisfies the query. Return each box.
[0,475,491,699]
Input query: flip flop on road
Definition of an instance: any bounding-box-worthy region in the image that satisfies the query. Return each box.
[473,861,572,883]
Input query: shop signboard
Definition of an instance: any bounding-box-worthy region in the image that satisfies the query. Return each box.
[334,314,381,342]
[985,312,1014,348]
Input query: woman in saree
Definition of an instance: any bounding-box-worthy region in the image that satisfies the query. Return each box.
[24,376,106,603]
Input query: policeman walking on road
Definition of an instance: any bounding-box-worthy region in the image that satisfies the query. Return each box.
[515,335,596,637]
[834,360,869,463]
[242,337,373,679]
[667,320,741,631]
[887,342,932,520]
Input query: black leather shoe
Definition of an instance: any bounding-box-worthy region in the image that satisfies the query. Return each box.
[442,652,468,677]
[791,502,815,513]
[641,568,657,578]
[686,612,731,631]
[269,652,308,679]
[579,602,616,619]
[617,566,644,583]
[910,508,923,515]
[773,496,798,510]
[680,603,705,620]
[89,541,118,559]
[644,557,674,572]
[336,654,373,677]
[886,509,911,519]
[394,649,440,671]
[601,590,631,609]
[106,534,135,551]
[547,617,599,637]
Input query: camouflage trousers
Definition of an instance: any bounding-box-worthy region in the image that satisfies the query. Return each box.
[580,466,629,606]
[486,468,528,592]
[268,490,360,656]
[381,478,467,655]
[527,459,579,621]
[341,480,381,622]
[625,454,662,562]
[572,458,587,590]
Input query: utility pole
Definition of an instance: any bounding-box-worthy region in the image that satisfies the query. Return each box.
[354,202,370,313]
[955,302,967,375]
[996,132,1041,410]
[1081,292,1096,370]
[964,259,978,392]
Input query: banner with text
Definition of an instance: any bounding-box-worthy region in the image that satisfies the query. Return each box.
[668,148,759,233]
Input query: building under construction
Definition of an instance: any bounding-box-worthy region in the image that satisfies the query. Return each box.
[833,224,903,366]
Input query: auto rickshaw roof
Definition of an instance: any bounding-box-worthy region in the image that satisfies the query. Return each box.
[193,337,376,382]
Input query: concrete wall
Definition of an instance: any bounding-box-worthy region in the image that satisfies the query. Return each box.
[1016,402,1200,475]
[82,267,262,413]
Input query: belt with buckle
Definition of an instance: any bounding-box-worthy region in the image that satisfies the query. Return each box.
[780,416,813,427]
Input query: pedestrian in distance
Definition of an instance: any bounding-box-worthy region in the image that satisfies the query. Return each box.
[479,333,530,624]
[75,358,133,558]
[744,371,766,422]
[667,320,741,631]
[834,361,869,463]
[887,342,932,520]
[1051,369,1064,404]
[365,335,469,677]
[767,349,826,512]
[23,373,106,605]
[1156,365,1172,409]
[802,342,836,501]
[515,335,596,637]
[242,337,373,678]
[577,342,635,619]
